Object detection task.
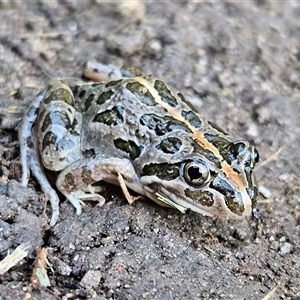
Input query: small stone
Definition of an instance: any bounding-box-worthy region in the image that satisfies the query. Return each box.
[234,228,248,241]
[147,39,162,53]
[279,242,292,255]
[259,185,272,199]
[49,255,72,276]
[269,241,279,251]
[246,123,259,138]
[25,292,31,299]
[68,21,77,32]
[279,236,286,242]
[119,1,145,22]
[235,251,245,260]
[269,236,275,242]
[80,270,102,289]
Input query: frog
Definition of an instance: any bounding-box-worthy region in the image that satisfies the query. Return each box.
[19,61,259,226]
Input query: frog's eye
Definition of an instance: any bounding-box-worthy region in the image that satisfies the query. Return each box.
[253,148,259,164]
[183,160,210,186]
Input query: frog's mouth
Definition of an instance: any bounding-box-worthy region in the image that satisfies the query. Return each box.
[141,175,252,220]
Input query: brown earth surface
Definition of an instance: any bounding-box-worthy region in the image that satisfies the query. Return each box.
[0,1,299,299]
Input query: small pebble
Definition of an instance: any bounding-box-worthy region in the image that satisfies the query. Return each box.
[279,242,292,255]
[80,270,102,289]
[259,185,272,199]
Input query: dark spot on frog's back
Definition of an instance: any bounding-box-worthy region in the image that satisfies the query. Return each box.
[81,167,93,185]
[73,85,79,95]
[41,111,71,132]
[65,172,76,190]
[84,93,95,111]
[96,90,114,106]
[105,79,123,88]
[140,113,192,136]
[126,81,156,106]
[78,89,86,99]
[184,189,214,207]
[92,105,124,126]
[181,110,202,128]
[44,87,73,105]
[142,162,180,180]
[154,80,178,107]
[114,138,144,160]
[204,133,232,163]
[42,132,57,150]
[156,137,182,154]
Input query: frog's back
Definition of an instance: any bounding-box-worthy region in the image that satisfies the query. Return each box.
[74,76,206,162]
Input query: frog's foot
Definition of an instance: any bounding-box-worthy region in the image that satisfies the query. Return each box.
[62,190,106,216]
[24,126,61,226]
[118,173,145,204]
[83,61,147,82]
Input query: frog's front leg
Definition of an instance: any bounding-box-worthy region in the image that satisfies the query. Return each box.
[56,154,144,216]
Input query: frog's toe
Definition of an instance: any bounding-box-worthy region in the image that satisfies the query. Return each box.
[66,190,106,216]
[64,192,83,216]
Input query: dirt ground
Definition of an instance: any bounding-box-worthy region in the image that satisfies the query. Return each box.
[0,1,299,299]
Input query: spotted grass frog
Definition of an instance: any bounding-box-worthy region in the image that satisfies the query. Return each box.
[19,62,259,225]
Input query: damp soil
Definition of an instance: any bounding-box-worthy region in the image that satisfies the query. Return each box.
[0,2,299,299]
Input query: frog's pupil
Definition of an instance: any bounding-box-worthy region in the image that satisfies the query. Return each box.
[254,148,259,163]
[188,165,203,180]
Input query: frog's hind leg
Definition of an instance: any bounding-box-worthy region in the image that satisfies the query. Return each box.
[56,154,144,216]
[19,90,46,187]
[38,80,82,172]
[83,61,147,82]
[19,89,61,225]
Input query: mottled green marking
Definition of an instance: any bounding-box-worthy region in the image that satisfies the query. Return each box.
[96,90,114,105]
[82,167,93,185]
[203,134,232,164]
[126,82,156,106]
[41,111,70,132]
[225,197,245,215]
[65,173,76,190]
[143,163,180,180]
[105,79,123,88]
[93,106,124,126]
[140,113,192,136]
[84,93,95,111]
[120,65,144,77]
[181,110,202,128]
[44,87,73,105]
[114,138,143,160]
[184,189,214,207]
[156,137,182,154]
[42,132,57,150]
[210,177,245,215]
[154,80,178,107]
[73,85,80,95]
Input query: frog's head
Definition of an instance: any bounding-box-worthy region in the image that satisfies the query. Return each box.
[140,136,259,220]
